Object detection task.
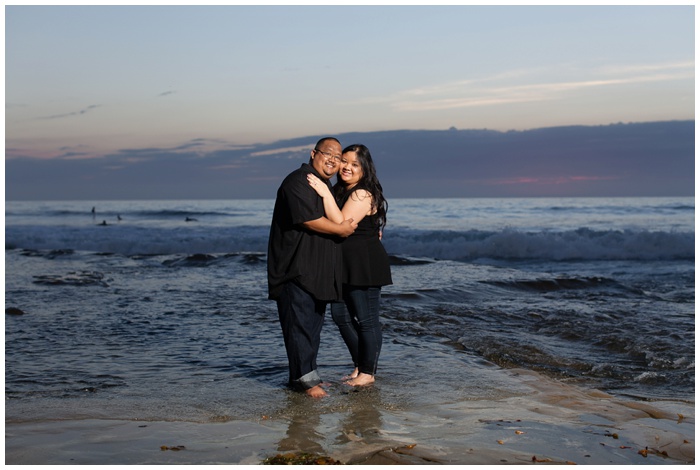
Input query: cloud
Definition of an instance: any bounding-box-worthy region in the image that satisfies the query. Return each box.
[599,60,694,75]
[366,61,694,112]
[4,121,694,200]
[116,138,238,158]
[35,104,101,120]
[250,144,315,157]
[486,175,620,186]
[208,164,243,170]
[62,152,96,161]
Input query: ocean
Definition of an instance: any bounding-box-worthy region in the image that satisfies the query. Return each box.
[4,197,695,463]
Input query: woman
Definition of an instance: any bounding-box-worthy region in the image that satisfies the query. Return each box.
[307,144,392,386]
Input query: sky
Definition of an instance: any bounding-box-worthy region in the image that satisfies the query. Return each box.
[4,4,696,200]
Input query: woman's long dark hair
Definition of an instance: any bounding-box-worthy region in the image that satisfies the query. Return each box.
[333,144,388,231]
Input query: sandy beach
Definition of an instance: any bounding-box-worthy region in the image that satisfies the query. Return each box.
[6,368,693,465]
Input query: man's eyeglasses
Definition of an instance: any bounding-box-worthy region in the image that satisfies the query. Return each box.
[314,148,341,162]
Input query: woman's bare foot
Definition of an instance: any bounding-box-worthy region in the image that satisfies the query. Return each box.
[346,373,375,386]
[305,384,328,398]
[342,368,360,381]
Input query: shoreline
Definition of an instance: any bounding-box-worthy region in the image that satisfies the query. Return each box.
[6,369,694,465]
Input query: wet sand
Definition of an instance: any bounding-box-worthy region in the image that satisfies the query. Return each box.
[5,369,694,465]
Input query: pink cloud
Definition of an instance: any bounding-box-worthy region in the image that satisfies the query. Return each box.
[486,175,620,186]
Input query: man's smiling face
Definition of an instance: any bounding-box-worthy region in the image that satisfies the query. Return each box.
[310,141,342,180]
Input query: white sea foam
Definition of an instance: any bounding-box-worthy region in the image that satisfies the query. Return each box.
[384,227,694,261]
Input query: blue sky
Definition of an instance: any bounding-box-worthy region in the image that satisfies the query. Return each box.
[4,5,696,200]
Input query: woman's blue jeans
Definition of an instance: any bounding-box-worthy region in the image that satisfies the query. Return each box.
[331,286,382,375]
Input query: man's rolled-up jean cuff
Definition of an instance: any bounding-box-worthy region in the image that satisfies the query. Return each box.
[294,370,321,390]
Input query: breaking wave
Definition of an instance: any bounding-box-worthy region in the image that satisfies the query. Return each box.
[5,224,694,261]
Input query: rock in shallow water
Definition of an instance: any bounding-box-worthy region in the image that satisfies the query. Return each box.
[6,307,26,315]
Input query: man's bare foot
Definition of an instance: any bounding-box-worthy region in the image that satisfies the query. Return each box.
[346,373,375,386]
[342,367,360,381]
[305,384,328,398]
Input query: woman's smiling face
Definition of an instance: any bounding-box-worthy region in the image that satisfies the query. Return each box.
[338,151,363,188]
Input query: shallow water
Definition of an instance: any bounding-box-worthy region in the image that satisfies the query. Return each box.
[5,198,694,429]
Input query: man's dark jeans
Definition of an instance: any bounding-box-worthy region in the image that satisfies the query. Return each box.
[276,281,326,390]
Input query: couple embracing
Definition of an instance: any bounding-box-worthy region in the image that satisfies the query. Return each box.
[267,137,392,398]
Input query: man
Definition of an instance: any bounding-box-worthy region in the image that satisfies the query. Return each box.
[268,137,357,398]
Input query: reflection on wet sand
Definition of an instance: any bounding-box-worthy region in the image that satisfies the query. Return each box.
[273,385,444,464]
[276,392,325,455]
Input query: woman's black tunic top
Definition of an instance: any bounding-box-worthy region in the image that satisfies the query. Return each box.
[340,197,393,288]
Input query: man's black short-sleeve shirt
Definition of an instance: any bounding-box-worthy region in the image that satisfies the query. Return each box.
[267,163,342,301]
